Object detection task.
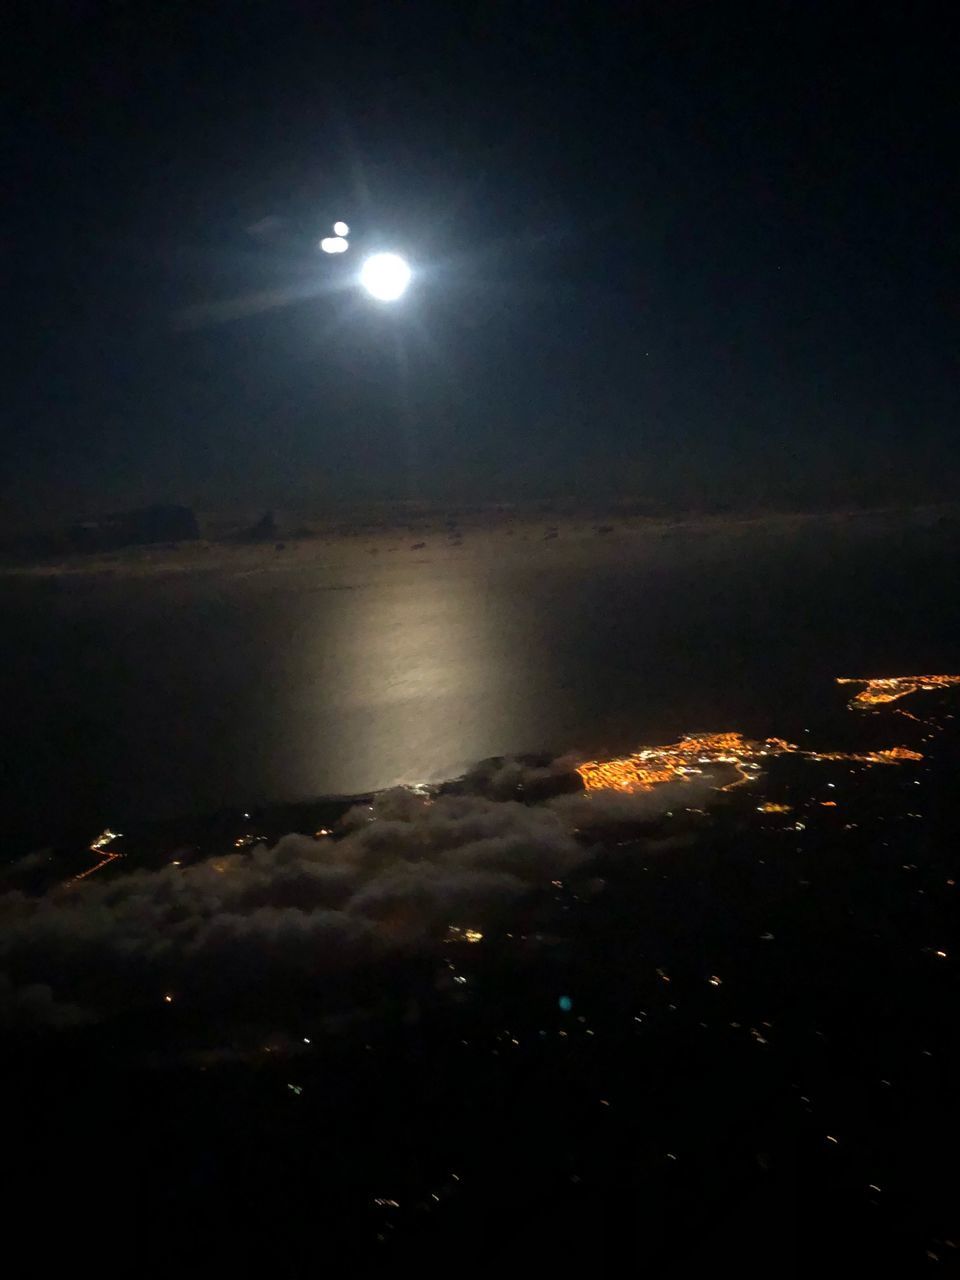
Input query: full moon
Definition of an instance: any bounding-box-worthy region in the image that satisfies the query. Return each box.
[359,252,411,302]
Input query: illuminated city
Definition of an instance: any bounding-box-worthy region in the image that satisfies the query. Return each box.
[576,726,924,796]
[836,674,960,709]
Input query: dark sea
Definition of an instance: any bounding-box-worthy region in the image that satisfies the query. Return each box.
[2,512,958,851]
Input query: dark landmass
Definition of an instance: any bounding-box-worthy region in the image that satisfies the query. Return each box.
[4,684,959,1274]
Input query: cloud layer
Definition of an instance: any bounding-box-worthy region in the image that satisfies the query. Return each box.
[0,770,712,1028]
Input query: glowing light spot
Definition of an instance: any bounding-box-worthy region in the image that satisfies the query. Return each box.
[333,220,349,237]
[446,925,483,943]
[320,236,349,254]
[559,995,573,1012]
[359,252,411,301]
[90,828,122,851]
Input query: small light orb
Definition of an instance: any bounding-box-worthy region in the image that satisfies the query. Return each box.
[359,252,411,301]
[320,236,349,254]
[333,220,349,237]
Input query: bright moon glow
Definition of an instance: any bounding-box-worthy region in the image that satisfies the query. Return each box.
[359,252,411,301]
[333,220,349,237]
[320,236,349,254]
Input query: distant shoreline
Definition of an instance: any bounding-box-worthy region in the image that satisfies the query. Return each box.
[2,499,957,580]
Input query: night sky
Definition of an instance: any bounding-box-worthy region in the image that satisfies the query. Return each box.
[7,1,958,526]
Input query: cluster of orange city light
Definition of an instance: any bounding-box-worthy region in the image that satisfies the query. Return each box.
[576,732,773,793]
[576,731,922,796]
[837,674,960,709]
[575,673,960,796]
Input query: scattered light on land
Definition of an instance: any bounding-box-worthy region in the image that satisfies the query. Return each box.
[72,828,124,882]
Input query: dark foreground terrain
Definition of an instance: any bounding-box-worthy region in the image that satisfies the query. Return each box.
[4,681,959,1274]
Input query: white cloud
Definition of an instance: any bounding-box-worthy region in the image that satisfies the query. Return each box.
[0,766,710,1028]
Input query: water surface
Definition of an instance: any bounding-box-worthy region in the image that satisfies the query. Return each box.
[2,514,956,845]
